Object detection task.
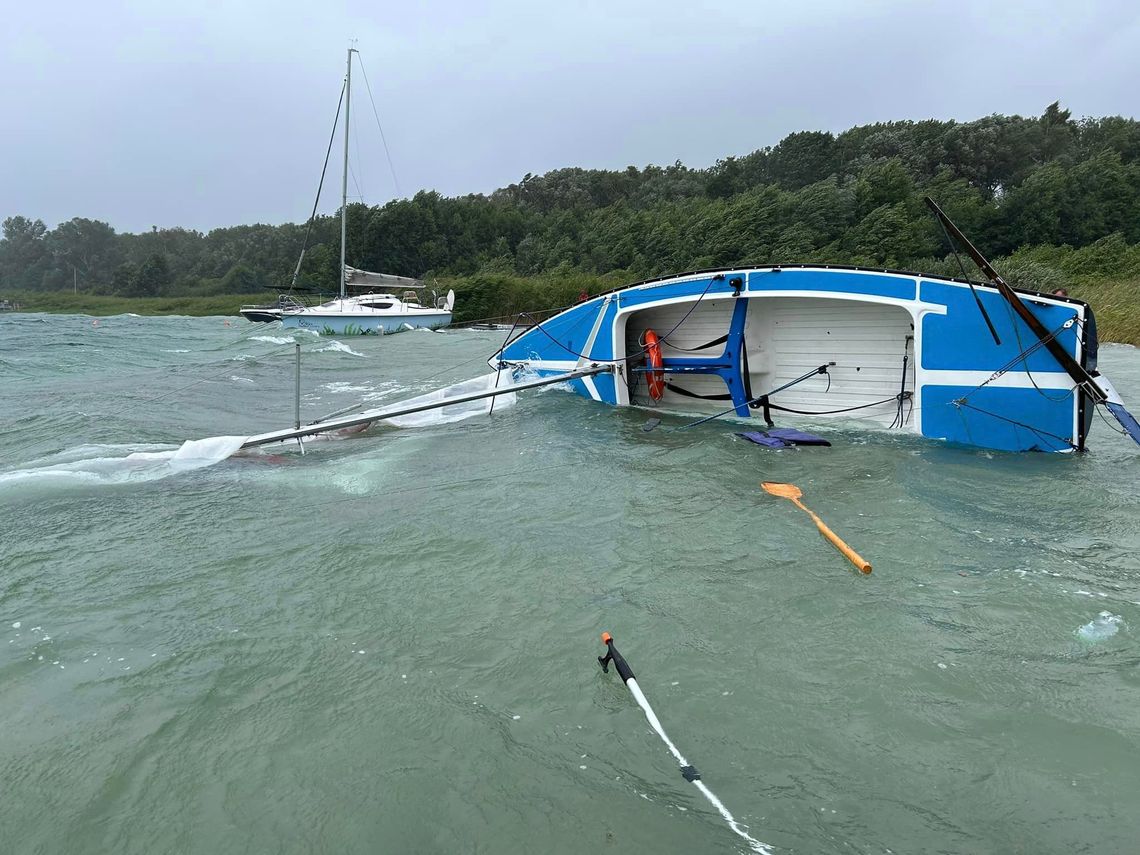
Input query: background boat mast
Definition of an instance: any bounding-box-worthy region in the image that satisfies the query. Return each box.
[340,47,355,299]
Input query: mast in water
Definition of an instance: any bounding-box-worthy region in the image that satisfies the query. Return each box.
[339,47,355,300]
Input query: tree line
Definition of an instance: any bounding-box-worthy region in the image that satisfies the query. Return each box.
[3,103,1139,302]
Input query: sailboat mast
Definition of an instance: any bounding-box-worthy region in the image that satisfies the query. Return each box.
[339,47,354,299]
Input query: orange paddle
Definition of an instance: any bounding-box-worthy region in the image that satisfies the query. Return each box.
[761,482,872,574]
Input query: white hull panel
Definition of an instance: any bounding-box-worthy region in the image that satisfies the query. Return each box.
[281,311,451,335]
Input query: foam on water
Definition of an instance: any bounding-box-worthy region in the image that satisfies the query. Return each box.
[1076,611,1123,642]
[251,335,295,345]
[321,381,376,395]
[317,340,366,358]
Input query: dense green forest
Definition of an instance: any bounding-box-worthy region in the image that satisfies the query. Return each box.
[3,102,1140,336]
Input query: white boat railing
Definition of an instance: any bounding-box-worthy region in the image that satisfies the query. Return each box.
[240,294,309,314]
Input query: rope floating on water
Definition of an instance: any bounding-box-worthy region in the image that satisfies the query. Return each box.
[598,633,774,855]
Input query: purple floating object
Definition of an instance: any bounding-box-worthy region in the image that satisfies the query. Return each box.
[736,429,831,448]
[764,427,831,446]
[736,431,789,448]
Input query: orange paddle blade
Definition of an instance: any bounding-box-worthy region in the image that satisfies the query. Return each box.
[761,482,802,500]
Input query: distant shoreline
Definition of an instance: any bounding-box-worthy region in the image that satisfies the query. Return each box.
[4,273,1137,347]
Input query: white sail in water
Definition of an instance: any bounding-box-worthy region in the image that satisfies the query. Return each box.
[343,266,424,290]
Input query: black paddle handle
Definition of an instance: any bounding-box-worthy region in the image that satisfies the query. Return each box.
[598,633,635,683]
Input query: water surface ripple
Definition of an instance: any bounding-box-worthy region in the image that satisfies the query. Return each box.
[2,314,1138,854]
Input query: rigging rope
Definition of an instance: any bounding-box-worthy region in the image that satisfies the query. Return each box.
[350,101,367,204]
[488,316,523,416]
[999,300,1080,403]
[1094,402,1131,437]
[952,400,1075,451]
[348,161,366,206]
[934,214,1002,346]
[763,394,908,418]
[290,79,346,289]
[308,301,587,425]
[957,317,1079,404]
[356,55,403,198]
[889,336,913,430]
[511,274,726,368]
[674,364,835,429]
[452,305,574,332]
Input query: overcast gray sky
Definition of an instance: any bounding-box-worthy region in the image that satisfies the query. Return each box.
[3,0,1138,234]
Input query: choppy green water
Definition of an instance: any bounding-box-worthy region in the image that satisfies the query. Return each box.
[2,313,1139,855]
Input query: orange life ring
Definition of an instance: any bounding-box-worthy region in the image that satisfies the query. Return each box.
[645,329,665,401]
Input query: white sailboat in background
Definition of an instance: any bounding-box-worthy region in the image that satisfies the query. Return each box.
[280,48,455,336]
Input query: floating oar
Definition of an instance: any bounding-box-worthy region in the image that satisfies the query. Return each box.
[597,633,774,855]
[761,482,872,573]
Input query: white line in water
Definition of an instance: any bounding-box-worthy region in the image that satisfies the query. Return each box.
[624,677,775,855]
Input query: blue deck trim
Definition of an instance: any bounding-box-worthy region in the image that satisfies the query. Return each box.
[659,298,751,416]
[919,281,1080,372]
[748,269,917,301]
[921,385,1075,452]
[499,299,602,362]
[615,276,736,308]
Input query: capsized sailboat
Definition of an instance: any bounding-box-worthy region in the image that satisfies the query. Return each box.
[229,199,1137,457]
[485,200,1140,454]
[277,47,455,336]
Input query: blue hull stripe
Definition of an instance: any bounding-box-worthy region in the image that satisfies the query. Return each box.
[921,385,1075,452]
[617,276,737,308]
[749,269,917,301]
[920,281,1079,372]
[500,300,601,362]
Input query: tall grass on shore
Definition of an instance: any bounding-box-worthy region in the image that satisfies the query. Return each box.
[6,268,1138,346]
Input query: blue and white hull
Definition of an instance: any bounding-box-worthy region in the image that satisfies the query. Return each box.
[281,310,452,335]
[279,290,455,336]
[490,266,1128,453]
